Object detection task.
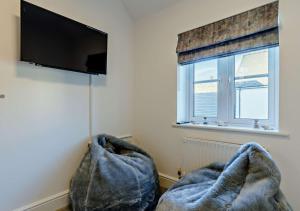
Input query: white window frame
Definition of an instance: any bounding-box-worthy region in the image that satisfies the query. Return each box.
[178,47,279,129]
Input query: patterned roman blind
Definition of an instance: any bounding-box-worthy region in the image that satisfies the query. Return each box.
[177,1,279,65]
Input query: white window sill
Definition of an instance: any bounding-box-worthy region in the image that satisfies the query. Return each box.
[172,123,289,137]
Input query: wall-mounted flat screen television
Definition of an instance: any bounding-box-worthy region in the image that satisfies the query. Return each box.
[21,0,108,75]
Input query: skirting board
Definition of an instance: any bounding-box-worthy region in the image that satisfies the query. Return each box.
[13,190,69,211]
[14,173,177,211]
[159,173,178,188]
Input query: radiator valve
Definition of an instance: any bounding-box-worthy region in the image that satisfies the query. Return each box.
[177,168,185,179]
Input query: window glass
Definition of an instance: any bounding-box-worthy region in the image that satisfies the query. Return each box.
[194,60,218,82]
[194,83,218,117]
[235,49,268,77]
[194,59,218,118]
[234,49,269,119]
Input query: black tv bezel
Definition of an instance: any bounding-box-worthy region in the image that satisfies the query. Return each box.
[20,0,108,75]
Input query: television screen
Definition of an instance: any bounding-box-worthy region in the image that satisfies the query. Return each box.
[21,0,108,75]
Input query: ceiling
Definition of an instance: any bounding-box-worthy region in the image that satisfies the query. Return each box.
[122,0,182,20]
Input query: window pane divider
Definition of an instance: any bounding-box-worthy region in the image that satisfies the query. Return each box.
[234,73,269,80]
[194,79,219,84]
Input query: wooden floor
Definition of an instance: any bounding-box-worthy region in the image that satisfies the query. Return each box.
[57,206,71,211]
[56,206,72,211]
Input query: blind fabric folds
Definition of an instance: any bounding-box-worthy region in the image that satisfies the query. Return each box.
[177,1,279,64]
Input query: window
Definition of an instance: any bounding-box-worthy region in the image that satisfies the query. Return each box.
[178,47,279,129]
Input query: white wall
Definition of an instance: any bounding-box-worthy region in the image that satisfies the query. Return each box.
[133,0,300,209]
[0,0,134,210]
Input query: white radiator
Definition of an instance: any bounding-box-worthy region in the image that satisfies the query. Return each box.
[180,137,241,174]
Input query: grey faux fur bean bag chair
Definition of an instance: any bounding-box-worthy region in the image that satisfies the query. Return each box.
[70,134,160,211]
[156,143,292,211]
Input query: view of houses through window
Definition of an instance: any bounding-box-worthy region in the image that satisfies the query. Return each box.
[194,59,218,117]
[234,49,269,120]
